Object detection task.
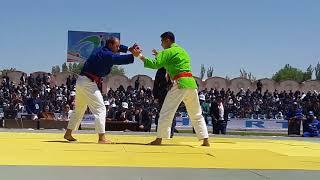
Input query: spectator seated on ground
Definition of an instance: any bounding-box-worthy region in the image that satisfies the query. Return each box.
[106,103,117,121]
[67,91,76,110]
[26,90,42,116]
[115,102,132,122]
[38,105,55,120]
[134,103,151,132]
[276,112,284,119]
[3,105,18,119]
[303,111,320,137]
[58,104,72,120]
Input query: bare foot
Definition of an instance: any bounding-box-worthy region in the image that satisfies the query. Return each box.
[201,138,210,147]
[64,134,77,142]
[201,142,210,147]
[148,138,162,145]
[98,139,114,144]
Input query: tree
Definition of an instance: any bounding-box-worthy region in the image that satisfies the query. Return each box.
[200,64,206,80]
[61,62,83,74]
[68,63,73,73]
[240,68,256,82]
[72,63,78,72]
[304,65,313,81]
[110,65,125,76]
[51,65,61,74]
[240,69,247,79]
[67,62,83,74]
[272,64,307,83]
[73,62,84,74]
[61,62,122,76]
[0,68,16,76]
[62,63,68,72]
[207,66,214,78]
[315,62,320,80]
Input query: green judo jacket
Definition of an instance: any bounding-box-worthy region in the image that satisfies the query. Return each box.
[144,43,198,89]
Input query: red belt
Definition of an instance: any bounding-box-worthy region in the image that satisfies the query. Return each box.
[82,72,102,83]
[173,72,193,81]
[81,72,103,91]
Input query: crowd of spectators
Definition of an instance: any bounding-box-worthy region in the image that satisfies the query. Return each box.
[0,73,76,120]
[1,74,320,128]
[198,85,320,120]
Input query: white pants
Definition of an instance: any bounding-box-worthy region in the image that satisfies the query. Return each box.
[157,83,209,139]
[67,76,106,134]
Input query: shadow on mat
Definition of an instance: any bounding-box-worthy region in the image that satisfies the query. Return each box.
[42,140,95,144]
[113,142,148,145]
[43,141,196,147]
[213,141,236,144]
[114,142,193,147]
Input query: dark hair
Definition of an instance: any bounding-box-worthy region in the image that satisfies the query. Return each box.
[62,102,70,108]
[106,36,119,46]
[136,103,143,108]
[160,31,175,42]
[32,89,39,96]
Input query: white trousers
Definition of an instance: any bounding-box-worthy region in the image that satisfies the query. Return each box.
[157,83,209,139]
[67,76,106,134]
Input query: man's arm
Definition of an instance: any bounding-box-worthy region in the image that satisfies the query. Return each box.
[98,47,134,65]
[118,45,128,53]
[139,50,171,69]
[120,43,141,53]
[111,54,134,65]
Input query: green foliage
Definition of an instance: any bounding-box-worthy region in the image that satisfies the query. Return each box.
[207,66,214,78]
[240,68,256,82]
[0,68,16,76]
[272,64,312,83]
[55,62,125,76]
[62,63,68,72]
[315,62,320,80]
[51,65,61,74]
[110,65,125,76]
[200,64,206,80]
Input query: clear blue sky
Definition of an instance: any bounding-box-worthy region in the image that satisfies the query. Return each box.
[0,0,319,79]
